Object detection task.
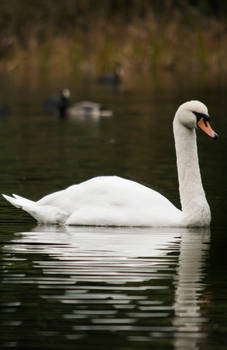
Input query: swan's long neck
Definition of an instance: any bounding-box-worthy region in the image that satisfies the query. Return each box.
[173,118,211,226]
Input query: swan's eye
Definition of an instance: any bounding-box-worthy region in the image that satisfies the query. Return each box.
[192,111,210,125]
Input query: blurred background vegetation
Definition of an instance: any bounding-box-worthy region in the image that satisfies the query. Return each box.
[1,0,227,80]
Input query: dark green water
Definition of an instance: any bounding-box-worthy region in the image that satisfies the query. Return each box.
[0,72,226,350]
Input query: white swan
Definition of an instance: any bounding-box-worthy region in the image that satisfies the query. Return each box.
[2,100,218,227]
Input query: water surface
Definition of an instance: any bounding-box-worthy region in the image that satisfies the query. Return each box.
[0,73,226,349]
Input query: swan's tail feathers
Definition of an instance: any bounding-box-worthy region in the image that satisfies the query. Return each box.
[2,194,23,208]
[13,193,36,205]
[2,194,68,225]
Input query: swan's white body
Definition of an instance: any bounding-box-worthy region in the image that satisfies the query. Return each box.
[3,100,217,227]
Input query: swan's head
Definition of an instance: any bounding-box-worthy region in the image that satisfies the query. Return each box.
[175,100,218,139]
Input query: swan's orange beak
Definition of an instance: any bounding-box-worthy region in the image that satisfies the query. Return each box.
[197,118,219,139]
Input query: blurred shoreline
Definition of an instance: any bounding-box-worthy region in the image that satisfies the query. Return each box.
[1,2,227,81]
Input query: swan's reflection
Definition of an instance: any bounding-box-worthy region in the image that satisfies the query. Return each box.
[5,226,210,349]
[29,225,182,258]
[11,226,182,284]
[173,228,210,350]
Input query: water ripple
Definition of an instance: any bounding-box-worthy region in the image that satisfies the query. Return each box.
[1,226,210,350]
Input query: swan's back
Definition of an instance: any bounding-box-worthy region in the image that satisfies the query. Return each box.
[37,176,182,226]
